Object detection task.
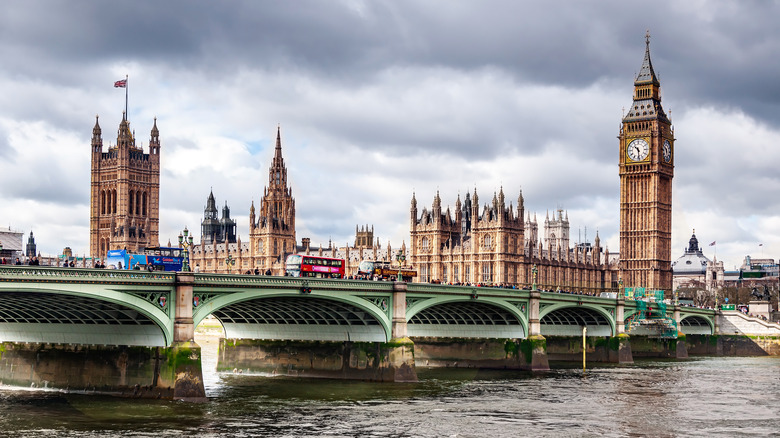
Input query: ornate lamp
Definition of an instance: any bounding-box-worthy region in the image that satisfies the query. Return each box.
[396,249,406,281]
[178,227,194,272]
[225,253,236,274]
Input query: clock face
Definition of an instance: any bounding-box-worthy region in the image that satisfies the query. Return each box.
[627,138,649,162]
[663,140,672,162]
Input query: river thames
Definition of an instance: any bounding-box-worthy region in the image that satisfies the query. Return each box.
[0,334,778,437]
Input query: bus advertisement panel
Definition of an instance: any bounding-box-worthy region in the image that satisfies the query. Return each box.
[286,254,345,278]
[141,247,184,271]
[104,248,184,271]
[105,249,129,270]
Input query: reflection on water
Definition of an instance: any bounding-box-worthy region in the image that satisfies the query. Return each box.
[0,348,779,437]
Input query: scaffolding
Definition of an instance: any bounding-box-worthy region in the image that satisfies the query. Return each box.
[625,291,679,339]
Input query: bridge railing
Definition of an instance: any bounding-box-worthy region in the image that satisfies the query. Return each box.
[193,273,396,291]
[0,266,175,283]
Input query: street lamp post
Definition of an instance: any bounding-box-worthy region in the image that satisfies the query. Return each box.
[225,253,236,274]
[396,249,406,281]
[178,227,194,272]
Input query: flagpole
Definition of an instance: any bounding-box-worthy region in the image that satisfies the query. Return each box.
[125,74,129,120]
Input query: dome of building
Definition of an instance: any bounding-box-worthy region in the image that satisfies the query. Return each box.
[672,232,711,275]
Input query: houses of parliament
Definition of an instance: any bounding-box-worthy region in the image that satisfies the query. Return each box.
[89,36,675,292]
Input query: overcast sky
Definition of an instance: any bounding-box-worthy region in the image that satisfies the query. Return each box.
[1,0,778,271]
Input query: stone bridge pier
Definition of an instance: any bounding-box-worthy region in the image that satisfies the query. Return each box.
[170,273,207,401]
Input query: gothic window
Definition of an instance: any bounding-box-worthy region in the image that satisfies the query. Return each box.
[465,265,470,283]
[274,239,278,256]
[482,263,493,283]
[136,191,141,215]
[112,189,117,213]
[142,192,147,216]
[442,265,448,283]
[453,265,459,282]
[484,235,492,249]
[100,191,106,214]
[129,190,134,215]
[420,265,429,283]
[421,237,429,252]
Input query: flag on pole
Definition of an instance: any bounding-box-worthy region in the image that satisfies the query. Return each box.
[709,241,716,246]
[114,79,127,88]
[759,243,763,247]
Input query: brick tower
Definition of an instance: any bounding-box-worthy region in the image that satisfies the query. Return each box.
[89,113,160,259]
[618,33,674,291]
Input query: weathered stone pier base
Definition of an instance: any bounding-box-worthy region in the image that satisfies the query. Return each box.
[609,334,634,363]
[0,341,206,401]
[411,336,549,371]
[686,334,780,356]
[624,335,688,359]
[545,335,634,363]
[218,338,417,382]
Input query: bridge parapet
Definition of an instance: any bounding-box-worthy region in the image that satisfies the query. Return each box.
[0,266,175,284]
[192,274,395,292]
[406,283,528,295]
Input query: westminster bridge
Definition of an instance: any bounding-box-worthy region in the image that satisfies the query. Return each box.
[0,266,717,400]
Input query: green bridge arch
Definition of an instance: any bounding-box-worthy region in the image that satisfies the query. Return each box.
[406,296,529,339]
[0,283,174,346]
[539,302,616,336]
[192,287,394,342]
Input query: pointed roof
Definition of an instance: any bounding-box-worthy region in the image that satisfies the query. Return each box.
[92,115,101,137]
[623,32,669,124]
[117,112,134,148]
[268,124,288,190]
[274,124,283,160]
[207,190,216,207]
[635,31,660,86]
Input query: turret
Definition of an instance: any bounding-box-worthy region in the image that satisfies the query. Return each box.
[471,188,479,225]
[249,200,256,231]
[149,117,160,156]
[25,231,37,258]
[410,192,418,229]
[433,190,441,214]
[91,115,103,154]
[455,193,462,226]
[517,189,525,220]
[116,112,133,151]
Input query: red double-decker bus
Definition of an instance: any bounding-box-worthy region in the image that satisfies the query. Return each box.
[285,254,345,278]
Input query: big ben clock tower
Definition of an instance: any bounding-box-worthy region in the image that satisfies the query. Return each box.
[619,32,674,292]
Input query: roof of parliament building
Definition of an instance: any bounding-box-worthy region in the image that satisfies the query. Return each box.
[672,232,711,275]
